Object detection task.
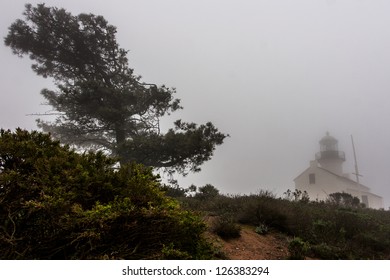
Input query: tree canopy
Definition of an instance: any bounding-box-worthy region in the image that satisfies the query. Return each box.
[4,3,227,175]
[0,129,213,259]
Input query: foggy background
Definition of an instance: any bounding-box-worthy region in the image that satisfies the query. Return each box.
[1,0,390,208]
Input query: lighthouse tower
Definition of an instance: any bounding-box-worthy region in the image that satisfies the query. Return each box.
[315,132,345,175]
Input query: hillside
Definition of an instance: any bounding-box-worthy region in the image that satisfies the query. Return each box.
[178,186,390,260]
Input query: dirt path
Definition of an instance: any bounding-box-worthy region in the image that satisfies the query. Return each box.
[204,216,290,260]
[204,217,291,260]
[220,225,290,260]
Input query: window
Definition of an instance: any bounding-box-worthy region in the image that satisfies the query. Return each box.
[309,173,315,184]
[361,195,369,207]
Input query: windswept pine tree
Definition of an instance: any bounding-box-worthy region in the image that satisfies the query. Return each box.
[5,3,227,175]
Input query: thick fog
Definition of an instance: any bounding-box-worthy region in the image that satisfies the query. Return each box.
[1,0,390,207]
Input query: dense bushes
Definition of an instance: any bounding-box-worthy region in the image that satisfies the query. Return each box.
[179,187,390,259]
[0,129,213,259]
[5,130,389,260]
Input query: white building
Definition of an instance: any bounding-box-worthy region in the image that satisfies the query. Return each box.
[294,132,383,209]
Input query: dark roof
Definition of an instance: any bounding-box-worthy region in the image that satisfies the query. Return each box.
[319,132,338,145]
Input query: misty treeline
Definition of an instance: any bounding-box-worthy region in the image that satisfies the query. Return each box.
[4,3,227,175]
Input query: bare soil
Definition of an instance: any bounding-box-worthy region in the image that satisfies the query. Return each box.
[204,217,291,260]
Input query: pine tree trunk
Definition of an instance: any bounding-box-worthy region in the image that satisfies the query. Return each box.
[115,123,126,165]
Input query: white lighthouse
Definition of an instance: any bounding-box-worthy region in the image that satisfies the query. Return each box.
[294,132,384,209]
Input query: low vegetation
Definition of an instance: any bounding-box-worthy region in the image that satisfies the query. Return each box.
[2,129,390,260]
[0,129,215,260]
[174,185,390,260]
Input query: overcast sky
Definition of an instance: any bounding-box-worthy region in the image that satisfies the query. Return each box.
[1,0,390,207]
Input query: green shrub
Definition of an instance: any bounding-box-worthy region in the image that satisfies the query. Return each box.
[212,215,241,240]
[288,237,310,260]
[161,243,192,260]
[195,184,220,200]
[311,219,337,243]
[255,223,269,235]
[160,185,188,197]
[284,189,310,203]
[327,192,361,208]
[0,129,214,259]
[310,243,344,260]
[353,232,387,253]
[236,194,288,232]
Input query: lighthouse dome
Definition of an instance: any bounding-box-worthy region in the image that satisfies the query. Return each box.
[319,132,338,151]
[315,132,345,175]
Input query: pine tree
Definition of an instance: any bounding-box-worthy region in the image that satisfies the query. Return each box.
[5,4,227,175]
